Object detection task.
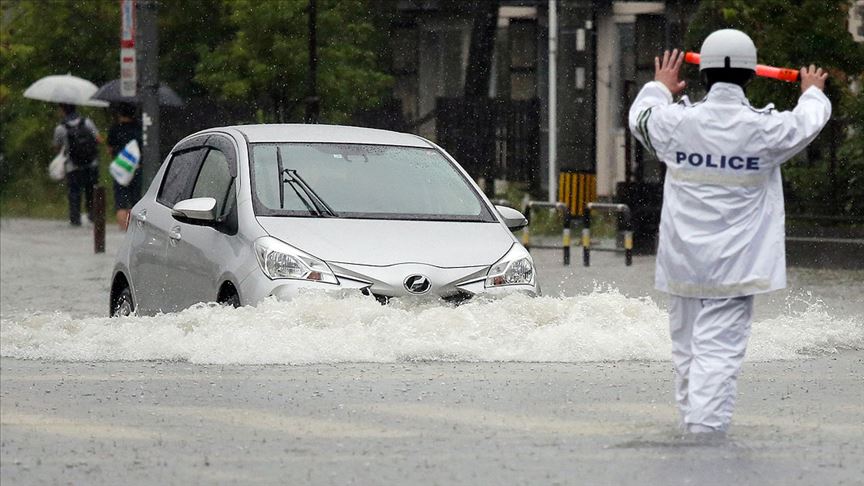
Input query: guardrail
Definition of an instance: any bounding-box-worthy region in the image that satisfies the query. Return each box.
[519,200,572,266]
[582,202,632,267]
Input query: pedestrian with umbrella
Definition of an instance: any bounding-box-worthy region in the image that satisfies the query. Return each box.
[24,74,107,227]
[106,102,142,231]
[91,79,183,230]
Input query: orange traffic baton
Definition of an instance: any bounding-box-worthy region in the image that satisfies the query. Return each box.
[684,52,799,83]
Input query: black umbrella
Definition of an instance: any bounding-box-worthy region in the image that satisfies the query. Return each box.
[91,79,184,106]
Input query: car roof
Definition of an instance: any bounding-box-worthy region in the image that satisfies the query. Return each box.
[211,124,434,148]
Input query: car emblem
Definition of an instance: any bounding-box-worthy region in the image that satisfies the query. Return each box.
[403,274,432,294]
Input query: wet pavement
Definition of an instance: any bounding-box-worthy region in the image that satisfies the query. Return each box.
[2,356,863,485]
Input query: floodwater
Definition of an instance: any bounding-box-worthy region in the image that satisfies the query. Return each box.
[0,218,862,364]
[0,220,864,364]
[2,289,861,364]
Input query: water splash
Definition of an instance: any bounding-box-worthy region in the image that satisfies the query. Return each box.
[1,289,860,364]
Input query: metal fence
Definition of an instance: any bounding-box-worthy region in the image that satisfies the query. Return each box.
[436,97,540,189]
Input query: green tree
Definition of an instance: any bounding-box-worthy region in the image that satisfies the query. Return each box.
[0,0,118,214]
[194,0,392,123]
[0,0,233,215]
[158,0,234,98]
[1,0,394,217]
[685,0,864,217]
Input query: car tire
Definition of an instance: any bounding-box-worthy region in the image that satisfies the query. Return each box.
[112,287,135,317]
[220,291,241,309]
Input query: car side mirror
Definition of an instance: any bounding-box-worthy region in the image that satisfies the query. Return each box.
[172,197,217,224]
[495,205,528,231]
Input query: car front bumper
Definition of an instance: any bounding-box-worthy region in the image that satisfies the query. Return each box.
[239,262,539,305]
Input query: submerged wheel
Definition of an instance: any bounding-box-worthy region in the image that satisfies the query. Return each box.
[220,290,241,308]
[111,287,135,317]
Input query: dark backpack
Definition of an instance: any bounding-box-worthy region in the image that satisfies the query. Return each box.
[65,119,98,167]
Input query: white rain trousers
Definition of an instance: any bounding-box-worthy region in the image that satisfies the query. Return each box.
[628,81,830,430]
[669,295,753,431]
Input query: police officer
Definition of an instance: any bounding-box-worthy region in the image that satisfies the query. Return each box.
[628,29,831,436]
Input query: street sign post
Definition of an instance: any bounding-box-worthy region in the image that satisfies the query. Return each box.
[120,0,136,97]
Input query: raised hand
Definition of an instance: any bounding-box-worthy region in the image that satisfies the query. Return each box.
[800,65,828,93]
[655,49,687,95]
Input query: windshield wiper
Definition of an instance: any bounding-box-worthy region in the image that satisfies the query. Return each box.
[282,169,339,218]
[284,177,319,215]
[276,146,286,208]
[277,147,317,214]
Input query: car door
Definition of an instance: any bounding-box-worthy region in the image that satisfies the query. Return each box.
[135,144,208,314]
[127,189,171,315]
[163,136,239,309]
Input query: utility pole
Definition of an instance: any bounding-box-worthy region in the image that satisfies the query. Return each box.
[548,0,558,203]
[138,0,160,187]
[304,0,320,123]
[464,0,499,98]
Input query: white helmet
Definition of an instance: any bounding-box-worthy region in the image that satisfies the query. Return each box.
[699,29,757,71]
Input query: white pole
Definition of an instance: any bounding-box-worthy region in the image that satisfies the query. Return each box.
[548,0,558,203]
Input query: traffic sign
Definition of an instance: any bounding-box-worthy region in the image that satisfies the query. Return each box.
[120,0,136,97]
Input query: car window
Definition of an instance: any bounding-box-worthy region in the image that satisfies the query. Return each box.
[206,134,238,178]
[250,143,494,222]
[252,144,280,209]
[192,148,234,216]
[158,148,206,208]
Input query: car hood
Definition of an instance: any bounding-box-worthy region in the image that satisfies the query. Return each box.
[255,217,515,267]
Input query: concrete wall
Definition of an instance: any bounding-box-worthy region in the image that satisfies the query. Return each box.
[594,1,666,198]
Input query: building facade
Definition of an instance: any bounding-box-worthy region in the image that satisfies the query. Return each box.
[390,0,695,203]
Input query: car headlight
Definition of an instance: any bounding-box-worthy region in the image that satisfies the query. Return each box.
[484,244,534,287]
[254,236,338,284]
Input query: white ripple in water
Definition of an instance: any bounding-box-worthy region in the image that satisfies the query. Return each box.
[0,290,861,364]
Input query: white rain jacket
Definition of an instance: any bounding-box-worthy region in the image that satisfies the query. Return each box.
[629,81,831,298]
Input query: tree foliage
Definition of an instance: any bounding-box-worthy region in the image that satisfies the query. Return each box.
[0,0,118,205]
[157,0,235,98]
[0,0,392,215]
[194,0,392,123]
[685,0,864,217]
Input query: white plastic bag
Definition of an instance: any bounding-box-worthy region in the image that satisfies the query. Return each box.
[48,151,66,181]
[109,139,141,186]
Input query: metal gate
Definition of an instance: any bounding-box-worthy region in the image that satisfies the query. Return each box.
[436,97,540,189]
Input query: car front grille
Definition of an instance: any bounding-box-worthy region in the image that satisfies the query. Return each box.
[361,288,473,306]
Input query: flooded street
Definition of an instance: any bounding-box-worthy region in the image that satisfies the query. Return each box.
[2,218,863,484]
[4,0,863,482]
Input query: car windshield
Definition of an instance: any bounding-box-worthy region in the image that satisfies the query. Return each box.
[250,143,495,222]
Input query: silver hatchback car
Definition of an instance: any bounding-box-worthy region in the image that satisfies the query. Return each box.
[110,124,539,316]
